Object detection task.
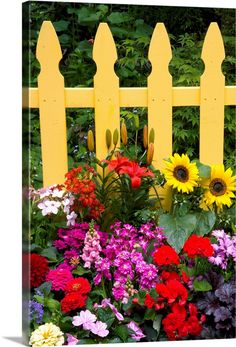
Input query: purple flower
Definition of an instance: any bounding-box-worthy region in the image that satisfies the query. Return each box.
[29,300,44,324]
[97,299,124,321]
[209,229,236,269]
[90,321,109,337]
[127,321,146,341]
[214,307,232,323]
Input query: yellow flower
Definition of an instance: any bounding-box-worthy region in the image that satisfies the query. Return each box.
[162,153,199,193]
[200,165,236,210]
[29,323,64,347]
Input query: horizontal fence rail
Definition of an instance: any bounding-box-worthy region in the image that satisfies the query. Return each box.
[23,21,236,188]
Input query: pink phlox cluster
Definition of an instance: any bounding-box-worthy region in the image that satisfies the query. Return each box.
[209,229,236,269]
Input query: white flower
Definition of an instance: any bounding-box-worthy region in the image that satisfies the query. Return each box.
[52,188,65,198]
[38,200,61,216]
[66,211,77,226]
[29,322,64,347]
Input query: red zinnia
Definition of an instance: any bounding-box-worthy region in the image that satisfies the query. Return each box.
[30,253,49,288]
[64,277,91,295]
[183,234,214,258]
[153,245,180,266]
[61,292,87,313]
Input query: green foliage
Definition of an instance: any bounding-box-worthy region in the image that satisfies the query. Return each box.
[193,279,212,292]
[24,2,235,185]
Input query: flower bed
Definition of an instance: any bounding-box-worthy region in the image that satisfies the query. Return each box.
[27,135,236,346]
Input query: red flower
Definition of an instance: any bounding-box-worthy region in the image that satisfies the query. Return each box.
[181,271,190,284]
[107,156,131,173]
[162,312,186,340]
[64,277,91,295]
[153,245,180,266]
[183,234,214,258]
[156,280,188,306]
[30,253,49,288]
[187,315,202,336]
[161,271,180,282]
[119,161,154,188]
[144,293,155,309]
[61,292,87,313]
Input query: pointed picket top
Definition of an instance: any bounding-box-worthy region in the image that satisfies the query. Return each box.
[92,23,120,163]
[148,23,172,74]
[201,22,225,74]
[36,21,63,72]
[93,23,118,74]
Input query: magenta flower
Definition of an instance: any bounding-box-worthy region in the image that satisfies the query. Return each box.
[72,310,97,330]
[46,267,73,291]
[90,321,109,337]
[66,334,79,345]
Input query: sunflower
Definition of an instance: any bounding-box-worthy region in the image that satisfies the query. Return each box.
[162,153,199,193]
[200,164,236,210]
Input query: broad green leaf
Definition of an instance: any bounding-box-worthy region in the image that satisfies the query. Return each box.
[40,247,58,261]
[153,315,162,336]
[46,298,61,312]
[159,214,197,253]
[107,12,131,24]
[97,308,115,328]
[53,20,69,32]
[144,308,156,321]
[37,281,52,296]
[143,323,158,341]
[193,279,212,292]
[72,266,90,276]
[193,160,211,179]
[195,211,216,236]
[114,325,129,342]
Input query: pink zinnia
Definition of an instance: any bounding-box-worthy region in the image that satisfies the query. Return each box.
[46,267,73,291]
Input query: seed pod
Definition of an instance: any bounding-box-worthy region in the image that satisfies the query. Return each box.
[113,128,119,146]
[149,128,155,144]
[147,142,154,166]
[134,115,139,130]
[105,129,112,149]
[143,125,148,149]
[121,122,128,145]
[87,130,94,152]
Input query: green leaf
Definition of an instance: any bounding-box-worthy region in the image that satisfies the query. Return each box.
[72,266,90,276]
[97,308,115,328]
[46,298,61,312]
[153,315,162,337]
[37,281,52,296]
[40,247,58,261]
[193,279,212,291]
[34,295,44,304]
[144,308,156,321]
[195,211,216,236]
[53,20,69,32]
[194,160,211,179]
[159,213,197,253]
[107,12,131,25]
[114,325,129,342]
[143,323,157,341]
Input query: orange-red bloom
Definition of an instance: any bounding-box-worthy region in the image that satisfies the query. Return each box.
[183,234,214,258]
[153,245,180,266]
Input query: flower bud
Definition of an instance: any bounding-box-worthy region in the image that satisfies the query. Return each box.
[87,130,95,152]
[113,128,119,146]
[143,125,148,149]
[146,142,154,166]
[105,129,112,149]
[121,122,128,145]
[134,115,139,130]
[149,128,155,144]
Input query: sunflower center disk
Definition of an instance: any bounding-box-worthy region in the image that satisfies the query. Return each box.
[209,178,227,196]
[174,166,189,182]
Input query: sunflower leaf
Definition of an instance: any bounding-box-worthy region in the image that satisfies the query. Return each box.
[195,211,216,236]
[159,213,196,253]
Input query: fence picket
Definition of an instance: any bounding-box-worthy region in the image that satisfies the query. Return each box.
[36,21,68,186]
[200,22,225,165]
[93,23,120,161]
[148,23,173,210]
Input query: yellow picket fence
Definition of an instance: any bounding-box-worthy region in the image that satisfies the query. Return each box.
[23,20,236,188]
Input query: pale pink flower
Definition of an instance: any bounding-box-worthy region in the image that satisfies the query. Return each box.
[66,211,77,226]
[38,200,61,216]
[66,334,79,345]
[90,321,109,337]
[72,310,97,330]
